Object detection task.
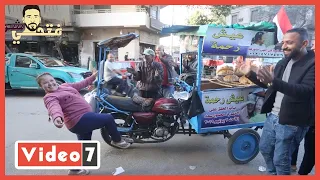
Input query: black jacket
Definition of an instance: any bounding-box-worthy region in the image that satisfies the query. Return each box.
[247,50,315,127]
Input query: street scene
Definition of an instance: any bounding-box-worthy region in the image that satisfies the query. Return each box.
[4,90,312,175]
[5,5,315,175]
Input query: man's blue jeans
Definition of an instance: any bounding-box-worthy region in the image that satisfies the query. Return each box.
[259,113,309,175]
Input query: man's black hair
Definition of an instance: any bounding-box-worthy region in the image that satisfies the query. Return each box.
[23,5,41,16]
[286,28,309,43]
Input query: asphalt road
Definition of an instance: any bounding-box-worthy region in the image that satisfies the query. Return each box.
[5,90,314,175]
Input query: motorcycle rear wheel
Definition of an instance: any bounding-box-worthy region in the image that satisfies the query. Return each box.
[100,113,132,149]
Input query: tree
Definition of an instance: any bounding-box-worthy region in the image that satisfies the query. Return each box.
[255,5,315,28]
[185,5,235,25]
[187,10,213,25]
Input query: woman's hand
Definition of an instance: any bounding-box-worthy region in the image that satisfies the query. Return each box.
[53,117,64,128]
[92,69,98,78]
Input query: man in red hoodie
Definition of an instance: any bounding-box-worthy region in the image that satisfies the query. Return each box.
[155,45,179,97]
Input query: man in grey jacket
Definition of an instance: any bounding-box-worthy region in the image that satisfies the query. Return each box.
[129,49,164,99]
[183,54,198,73]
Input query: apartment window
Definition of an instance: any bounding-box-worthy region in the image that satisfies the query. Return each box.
[232,15,238,24]
[251,9,259,22]
[73,5,80,14]
[74,5,80,9]
[150,6,158,19]
[94,5,111,9]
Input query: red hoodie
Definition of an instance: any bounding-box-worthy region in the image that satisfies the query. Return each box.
[155,56,170,86]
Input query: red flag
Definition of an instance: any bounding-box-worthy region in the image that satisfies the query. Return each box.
[273,5,293,42]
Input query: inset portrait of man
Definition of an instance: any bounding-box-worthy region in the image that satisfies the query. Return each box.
[22,5,41,33]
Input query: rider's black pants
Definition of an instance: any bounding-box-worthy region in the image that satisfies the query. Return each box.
[69,112,121,142]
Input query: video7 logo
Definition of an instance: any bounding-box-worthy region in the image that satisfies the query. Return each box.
[15,140,100,169]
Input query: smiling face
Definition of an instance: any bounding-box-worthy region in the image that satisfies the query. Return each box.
[23,9,41,32]
[155,46,164,57]
[108,53,115,62]
[255,97,264,113]
[282,32,308,59]
[38,74,58,93]
[256,35,265,45]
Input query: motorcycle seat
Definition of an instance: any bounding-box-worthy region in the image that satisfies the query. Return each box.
[104,95,143,112]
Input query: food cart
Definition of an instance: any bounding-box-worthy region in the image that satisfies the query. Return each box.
[162,22,284,164]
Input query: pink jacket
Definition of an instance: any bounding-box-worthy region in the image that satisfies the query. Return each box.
[43,75,96,129]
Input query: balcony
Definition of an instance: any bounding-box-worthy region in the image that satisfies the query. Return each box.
[72,8,151,28]
[150,18,165,31]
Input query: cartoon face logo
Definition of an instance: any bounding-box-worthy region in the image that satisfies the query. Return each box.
[22,5,41,32]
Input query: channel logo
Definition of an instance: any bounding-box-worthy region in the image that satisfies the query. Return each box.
[15,140,100,169]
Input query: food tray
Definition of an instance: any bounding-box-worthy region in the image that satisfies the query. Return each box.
[208,78,256,88]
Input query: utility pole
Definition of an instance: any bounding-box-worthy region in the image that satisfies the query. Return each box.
[170,5,174,56]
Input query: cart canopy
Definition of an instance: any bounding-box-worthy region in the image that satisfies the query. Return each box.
[161,21,283,58]
[161,21,277,36]
[97,33,139,49]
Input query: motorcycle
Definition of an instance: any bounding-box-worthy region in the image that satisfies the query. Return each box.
[90,33,201,148]
[94,80,193,148]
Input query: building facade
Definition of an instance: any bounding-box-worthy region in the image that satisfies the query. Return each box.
[73,5,166,67]
[5,5,166,67]
[226,5,315,46]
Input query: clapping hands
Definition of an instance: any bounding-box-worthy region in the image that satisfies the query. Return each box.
[257,66,274,85]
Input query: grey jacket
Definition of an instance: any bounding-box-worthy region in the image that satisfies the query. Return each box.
[133,61,164,92]
[158,53,179,84]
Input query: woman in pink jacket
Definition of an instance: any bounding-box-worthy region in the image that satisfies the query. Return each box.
[36,71,132,175]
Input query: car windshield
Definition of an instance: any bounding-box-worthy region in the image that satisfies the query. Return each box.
[35,56,65,67]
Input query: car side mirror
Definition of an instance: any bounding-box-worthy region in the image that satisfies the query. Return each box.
[29,63,40,69]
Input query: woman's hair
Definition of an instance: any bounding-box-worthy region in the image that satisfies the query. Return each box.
[251,32,265,45]
[36,72,53,86]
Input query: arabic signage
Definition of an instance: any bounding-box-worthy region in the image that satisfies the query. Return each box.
[6,5,62,45]
[200,88,266,128]
[202,27,284,58]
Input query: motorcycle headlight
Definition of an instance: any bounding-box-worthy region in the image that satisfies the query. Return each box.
[68,72,83,79]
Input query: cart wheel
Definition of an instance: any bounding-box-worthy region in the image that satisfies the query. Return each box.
[227,128,260,164]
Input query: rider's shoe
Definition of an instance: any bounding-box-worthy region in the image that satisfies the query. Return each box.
[123,137,134,143]
[68,169,90,175]
[111,139,131,149]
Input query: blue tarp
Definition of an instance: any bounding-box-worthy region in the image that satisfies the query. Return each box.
[160,25,199,35]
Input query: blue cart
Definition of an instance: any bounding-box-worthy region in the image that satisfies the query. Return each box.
[94,22,284,164]
[159,22,284,164]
